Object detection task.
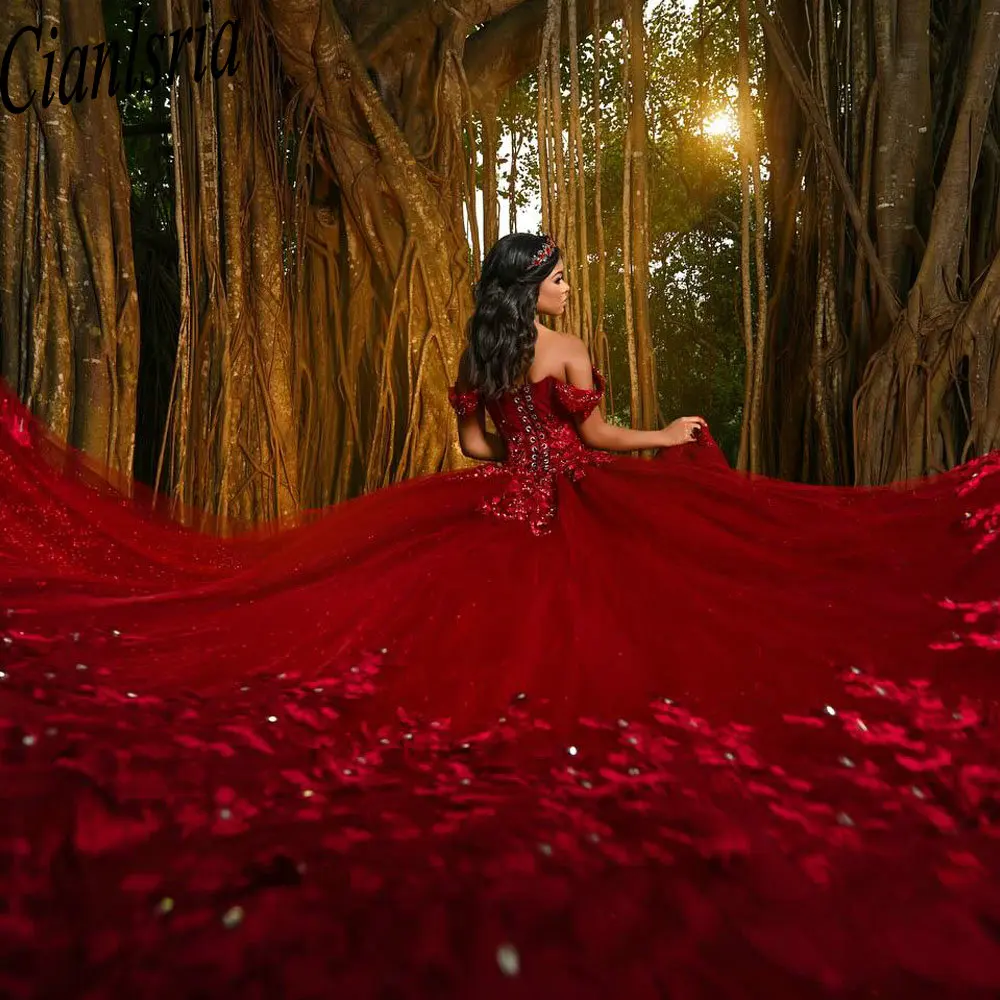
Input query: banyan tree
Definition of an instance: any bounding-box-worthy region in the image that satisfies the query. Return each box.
[740,0,1000,485]
[1,0,998,537]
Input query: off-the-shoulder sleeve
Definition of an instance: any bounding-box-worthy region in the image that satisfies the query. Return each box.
[447,384,481,418]
[554,367,605,419]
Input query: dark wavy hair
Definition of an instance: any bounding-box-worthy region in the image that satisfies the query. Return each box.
[462,233,561,401]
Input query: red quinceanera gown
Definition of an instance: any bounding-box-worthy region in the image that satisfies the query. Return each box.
[2,366,1000,999]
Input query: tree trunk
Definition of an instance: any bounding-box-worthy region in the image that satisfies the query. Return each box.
[754,0,1000,487]
[623,0,660,429]
[854,0,1000,484]
[481,99,501,254]
[0,0,139,474]
[736,0,769,473]
[591,0,611,402]
[262,0,476,492]
[157,0,299,527]
[870,0,932,349]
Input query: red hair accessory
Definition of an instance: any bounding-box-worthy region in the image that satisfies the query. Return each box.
[530,234,557,269]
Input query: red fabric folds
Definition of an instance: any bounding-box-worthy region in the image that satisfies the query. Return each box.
[2,371,1000,998]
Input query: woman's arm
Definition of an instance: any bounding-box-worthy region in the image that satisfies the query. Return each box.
[564,345,705,451]
[453,350,506,461]
[579,419,670,452]
[456,402,507,461]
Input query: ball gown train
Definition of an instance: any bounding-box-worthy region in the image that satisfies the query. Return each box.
[2,366,1000,999]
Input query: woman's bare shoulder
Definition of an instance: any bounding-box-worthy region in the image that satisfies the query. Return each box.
[534,326,591,384]
[554,331,590,366]
[557,335,595,388]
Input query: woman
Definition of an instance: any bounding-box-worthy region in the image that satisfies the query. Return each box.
[445,231,712,542]
[1,232,1000,998]
[451,231,706,464]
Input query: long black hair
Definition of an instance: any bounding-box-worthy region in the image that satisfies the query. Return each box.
[462,233,561,401]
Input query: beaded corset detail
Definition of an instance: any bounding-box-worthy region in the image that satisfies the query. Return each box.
[447,367,614,535]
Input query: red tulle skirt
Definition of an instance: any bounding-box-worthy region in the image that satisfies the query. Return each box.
[3,381,1000,998]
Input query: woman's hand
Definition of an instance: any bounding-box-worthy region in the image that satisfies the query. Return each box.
[657,416,708,448]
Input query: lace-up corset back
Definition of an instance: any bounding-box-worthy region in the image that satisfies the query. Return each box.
[488,372,600,472]
[447,367,614,535]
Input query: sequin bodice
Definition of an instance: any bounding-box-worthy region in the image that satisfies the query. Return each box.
[447,367,614,535]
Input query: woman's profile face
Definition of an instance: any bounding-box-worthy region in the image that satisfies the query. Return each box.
[535,256,569,317]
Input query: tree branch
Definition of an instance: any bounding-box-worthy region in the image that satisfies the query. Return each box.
[360,1,524,63]
[465,0,624,106]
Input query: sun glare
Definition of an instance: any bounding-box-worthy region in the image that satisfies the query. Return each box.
[703,109,737,139]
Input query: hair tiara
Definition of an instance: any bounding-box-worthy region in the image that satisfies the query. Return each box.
[529,234,557,269]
